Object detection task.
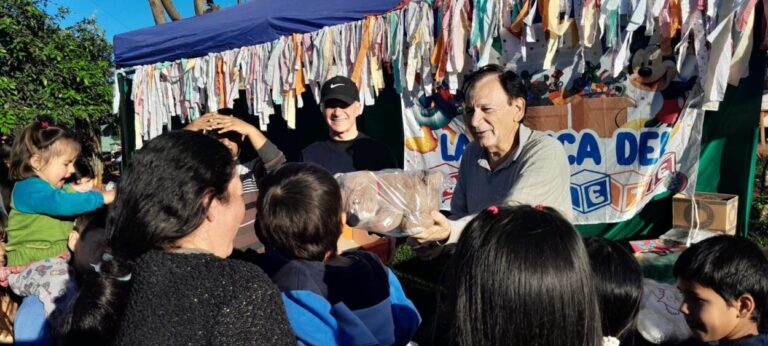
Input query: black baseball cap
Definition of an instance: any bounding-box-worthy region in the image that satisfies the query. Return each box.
[320,76,359,104]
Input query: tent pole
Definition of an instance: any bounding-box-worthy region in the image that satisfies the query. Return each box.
[117,73,136,169]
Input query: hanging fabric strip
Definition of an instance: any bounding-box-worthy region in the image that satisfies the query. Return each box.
[703,13,734,109]
[507,0,531,35]
[729,7,755,86]
[668,0,683,37]
[543,0,575,69]
[393,10,405,94]
[612,0,646,76]
[352,17,375,86]
[478,0,497,66]
[216,55,226,110]
[736,0,758,31]
[524,0,538,43]
[420,2,436,95]
[112,70,125,115]
[293,33,306,102]
[447,0,468,92]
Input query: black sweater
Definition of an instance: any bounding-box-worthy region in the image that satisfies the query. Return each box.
[115,250,295,345]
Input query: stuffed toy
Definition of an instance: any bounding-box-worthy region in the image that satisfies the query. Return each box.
[337,169,444,236]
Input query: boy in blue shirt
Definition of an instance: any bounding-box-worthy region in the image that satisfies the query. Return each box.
[675,236,768,346]
[255,163,420,346]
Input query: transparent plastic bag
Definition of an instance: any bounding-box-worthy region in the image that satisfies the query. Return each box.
[336,169,446,237]
[637,279,693,344]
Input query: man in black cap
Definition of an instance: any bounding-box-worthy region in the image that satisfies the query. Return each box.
[302,75,398,173]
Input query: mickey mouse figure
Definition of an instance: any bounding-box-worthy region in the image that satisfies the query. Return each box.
[628,26,697,127]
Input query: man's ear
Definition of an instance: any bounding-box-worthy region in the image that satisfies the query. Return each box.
[736,293,756,319]
[352,101,363,117]
[68,230,80,252]
[512,97,526,123]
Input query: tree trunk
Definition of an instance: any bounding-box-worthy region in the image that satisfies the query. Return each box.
[160,0,182,21]
[194,0,207,15]
[149,0,167,25]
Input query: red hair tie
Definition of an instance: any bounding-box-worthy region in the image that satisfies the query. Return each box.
[487,205,499,215]
[40,121,49,129]
[535,204,544,211]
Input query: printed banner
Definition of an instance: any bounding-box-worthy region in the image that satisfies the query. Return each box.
[402,24,704,224]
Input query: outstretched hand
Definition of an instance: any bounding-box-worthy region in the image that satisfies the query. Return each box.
[409,210,451,244]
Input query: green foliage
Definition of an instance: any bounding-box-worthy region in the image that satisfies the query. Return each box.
[750,156,768,246]
[0,0,114,135]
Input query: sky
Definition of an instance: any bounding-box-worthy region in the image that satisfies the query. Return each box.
[43,0,242,42]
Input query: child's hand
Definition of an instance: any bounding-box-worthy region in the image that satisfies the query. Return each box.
[102,189,116,205]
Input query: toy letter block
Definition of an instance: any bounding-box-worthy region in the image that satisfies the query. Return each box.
[610,170,649,212]
[571,169,612,214]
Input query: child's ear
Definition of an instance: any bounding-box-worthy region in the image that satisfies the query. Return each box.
[736,293,756,319]
[68,230,80,252]
[30,154,43,172]
[340,212,347,227]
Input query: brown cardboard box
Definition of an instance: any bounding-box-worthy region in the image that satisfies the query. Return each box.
[525,96,635,137]
[672,192,738,235]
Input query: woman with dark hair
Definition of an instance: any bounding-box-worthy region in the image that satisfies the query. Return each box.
[584,237,644,345]
[440,205,602,346]
[60,131,294,345]
[185,108,286,252]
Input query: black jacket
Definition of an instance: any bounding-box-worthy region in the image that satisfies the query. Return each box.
[115,250,295,345]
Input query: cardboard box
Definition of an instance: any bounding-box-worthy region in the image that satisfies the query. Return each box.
[672,192,738,235]
[525,96,635,137]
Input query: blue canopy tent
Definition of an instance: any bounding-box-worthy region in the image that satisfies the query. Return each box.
[114,0,401,68]
[113,0,404,166]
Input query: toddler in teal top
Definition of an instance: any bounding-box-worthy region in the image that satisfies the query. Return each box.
[1,122,115,317]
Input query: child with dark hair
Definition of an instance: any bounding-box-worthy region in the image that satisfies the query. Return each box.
[67,207,109,276]
[584,237,644,345]
[440,205,603,346]
[256,162,421,346]
[14,207,111,344]
[66,157,96,193]
[674,236,768,345]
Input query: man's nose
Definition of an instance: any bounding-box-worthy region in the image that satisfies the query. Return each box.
[470,110,483,127]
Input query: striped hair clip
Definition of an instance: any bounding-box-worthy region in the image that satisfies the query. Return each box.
[487,205,499,215]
